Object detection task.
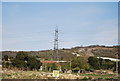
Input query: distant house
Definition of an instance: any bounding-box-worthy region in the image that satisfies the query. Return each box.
[41,60,68,64]
[41,61,57,64]
[40,60,59,71]
[40,60,69,71]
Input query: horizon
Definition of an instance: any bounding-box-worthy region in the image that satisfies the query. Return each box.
[1,44,118,51]
[2,2,118,51]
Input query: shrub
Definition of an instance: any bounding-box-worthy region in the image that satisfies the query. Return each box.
[88,77,92,80]
[4,55,9,61]
[82,77,89,80]
[98,78,103,79]
[12,51,42,70]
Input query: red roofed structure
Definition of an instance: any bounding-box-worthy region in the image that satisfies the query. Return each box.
[41,61,57,64]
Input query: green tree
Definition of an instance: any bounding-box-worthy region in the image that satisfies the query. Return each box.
[12,51,42,70]
[27,56,42,70]
[12,59,27,69]
[61,62,70,70]
[71,57,85,70]
[2,61,5,68]
[88,57,100,70]
[102,60,114,69]
[5,62,10,68]
[60,57,64,60]
[9,56,14,61]
[50,63,58,70]
[12,51,28,70]
[4,55,9,61]
[98,58,114,70]
[16,51,28,61]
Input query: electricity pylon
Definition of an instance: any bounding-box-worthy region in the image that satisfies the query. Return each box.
[52,26,59,61]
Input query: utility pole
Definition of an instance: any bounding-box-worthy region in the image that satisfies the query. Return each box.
[70,59,72,74]
[115,52,118,77]
[52,25,59,61]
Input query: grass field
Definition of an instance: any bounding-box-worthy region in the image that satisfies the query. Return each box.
[2,68,119,79]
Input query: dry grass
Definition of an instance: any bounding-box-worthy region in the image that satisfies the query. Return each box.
[2,68,119,79]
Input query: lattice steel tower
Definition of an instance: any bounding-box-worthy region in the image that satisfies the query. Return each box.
[52,26,59,61]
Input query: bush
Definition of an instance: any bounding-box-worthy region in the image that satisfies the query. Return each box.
[71,57,89,70]
[12,59,27,69]
[4,55,9,61]
[105,78,114,80]
[5,62,10,68]
[82,77,89,80]
[12,51,42,70]
[98,78,103,79]
[27,56,42,70]
[88,77,92,80]
[88,57,100,70]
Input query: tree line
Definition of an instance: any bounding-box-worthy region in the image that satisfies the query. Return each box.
[2,51,120,73]
[2,51,42,71]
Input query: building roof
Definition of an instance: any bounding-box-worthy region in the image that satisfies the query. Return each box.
[41,61,57,64]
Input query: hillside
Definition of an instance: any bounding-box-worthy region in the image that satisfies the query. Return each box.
[1,45,119,60]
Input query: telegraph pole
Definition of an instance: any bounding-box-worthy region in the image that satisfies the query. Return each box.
[53,25,59,61]
[115,52,118,77]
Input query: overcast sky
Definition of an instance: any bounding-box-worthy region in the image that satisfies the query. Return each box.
[2,2,118,51]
